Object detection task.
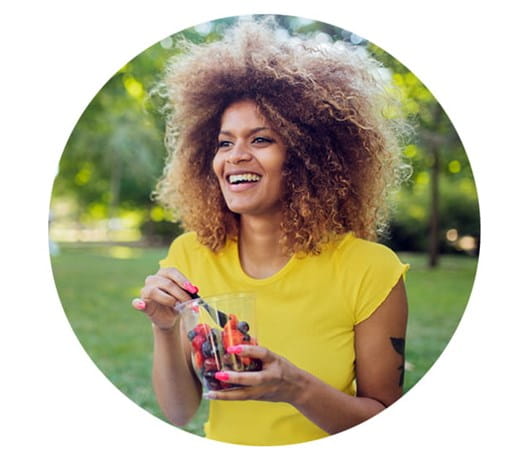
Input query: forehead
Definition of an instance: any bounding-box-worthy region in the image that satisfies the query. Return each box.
[220,100,269,128]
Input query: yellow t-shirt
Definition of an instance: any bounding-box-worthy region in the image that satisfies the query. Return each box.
[159,231,409,446]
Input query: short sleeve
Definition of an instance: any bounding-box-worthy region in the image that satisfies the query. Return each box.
[353,243,409,324]
[158,231,198,273]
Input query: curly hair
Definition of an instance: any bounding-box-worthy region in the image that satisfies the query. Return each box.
[154,17,409,255]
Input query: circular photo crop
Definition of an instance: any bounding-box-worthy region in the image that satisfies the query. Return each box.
[49,14,479,446]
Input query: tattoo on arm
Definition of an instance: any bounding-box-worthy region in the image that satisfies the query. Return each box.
[390,337,406,387]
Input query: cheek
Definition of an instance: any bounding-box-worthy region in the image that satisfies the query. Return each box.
[212,155,222,181]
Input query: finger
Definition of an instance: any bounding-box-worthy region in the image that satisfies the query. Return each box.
[131,298,147,311]
[158,267,199,294]
[142,284,181,307]
[226,344,275,363]
[156,277,192,303]
[214,369,265,387]
[205,386,259,401]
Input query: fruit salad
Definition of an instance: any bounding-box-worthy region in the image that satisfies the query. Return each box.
[187,313,262,391]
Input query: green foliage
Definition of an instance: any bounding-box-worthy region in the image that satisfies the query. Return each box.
[387,174,479,252]
[51,14,479,251]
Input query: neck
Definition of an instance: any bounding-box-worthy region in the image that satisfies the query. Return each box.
[238,214,291,279]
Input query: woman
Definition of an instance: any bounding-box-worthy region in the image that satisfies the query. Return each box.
[132,18,409,446]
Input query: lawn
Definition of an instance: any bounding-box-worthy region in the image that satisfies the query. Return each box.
[50,244,478,437]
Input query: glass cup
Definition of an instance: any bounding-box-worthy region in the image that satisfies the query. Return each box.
[177,292,261,395]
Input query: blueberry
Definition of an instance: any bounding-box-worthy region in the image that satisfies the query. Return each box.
[205,379,222,391]
[203,371,217,381]
[247,359,263,371]
[201,341,213,358]
[237,321,250,334]
[187,329,197,341]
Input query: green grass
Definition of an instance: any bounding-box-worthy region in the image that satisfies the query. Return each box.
[51,244,477,436]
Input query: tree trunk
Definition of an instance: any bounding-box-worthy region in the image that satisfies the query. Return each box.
[428,145,440,267]
[427,105,444,268]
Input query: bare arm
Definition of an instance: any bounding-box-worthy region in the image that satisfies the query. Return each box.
[133,268,203,426]
[151,319,202,426]
[292,277,408,432]
[208,277,408,434]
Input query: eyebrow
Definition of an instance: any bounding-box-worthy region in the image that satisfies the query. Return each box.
[218,126,271,136]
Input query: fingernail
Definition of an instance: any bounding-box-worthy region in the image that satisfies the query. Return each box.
[182,281,199,294]
[133,300,146,311]
[214,372,230,381]
[204,391,217,400]
[227,345,243,354]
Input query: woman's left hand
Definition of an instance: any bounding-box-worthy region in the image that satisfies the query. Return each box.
[206,344,304,404]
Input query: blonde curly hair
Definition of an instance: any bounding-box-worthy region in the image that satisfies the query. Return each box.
[154,17,409,255]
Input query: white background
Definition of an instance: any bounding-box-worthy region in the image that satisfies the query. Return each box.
[1,1,526,455]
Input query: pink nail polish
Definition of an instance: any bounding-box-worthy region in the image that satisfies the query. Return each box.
[133,300,146,311]
[227,345,243,354]
[182,282,199,294]
[214,372,230,381]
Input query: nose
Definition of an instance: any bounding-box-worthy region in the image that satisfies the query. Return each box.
[226,141,252,164]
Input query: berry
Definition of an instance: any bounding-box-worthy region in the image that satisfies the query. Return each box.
[247,359,263,371]
[203,358,219,372]
[240,356,252,366]
[237,321,250,334]
[193,350,204,369]
[202,340,221,359]
[203,371,222,391]
[187,329,197,341]
[222,327,244,349]
[191,334,206,352]
[194,323,211,335]
[227,313,238,329]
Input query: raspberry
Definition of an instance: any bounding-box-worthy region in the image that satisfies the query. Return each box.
[191,333,206,352]
[203,357,220,372]
[194,323,211,335]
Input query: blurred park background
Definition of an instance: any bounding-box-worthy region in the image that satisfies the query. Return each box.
[49,16,479,437]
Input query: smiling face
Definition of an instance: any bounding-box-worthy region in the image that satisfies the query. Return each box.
[213,100,287,218]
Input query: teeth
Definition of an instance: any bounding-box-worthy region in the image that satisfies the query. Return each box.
[228,173,261,184]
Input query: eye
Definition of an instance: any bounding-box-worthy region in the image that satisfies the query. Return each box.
[217,140,231,149]
[252,137,273,144]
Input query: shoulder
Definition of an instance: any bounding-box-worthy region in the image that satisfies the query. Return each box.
[334,233,402,267]
[159,231,208,268]
[168,231,201,250]
[334,234,409,324]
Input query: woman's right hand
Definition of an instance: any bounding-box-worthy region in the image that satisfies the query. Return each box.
[131,267,199,331]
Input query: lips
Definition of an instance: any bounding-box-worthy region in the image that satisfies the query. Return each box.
[223,171,262,194]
